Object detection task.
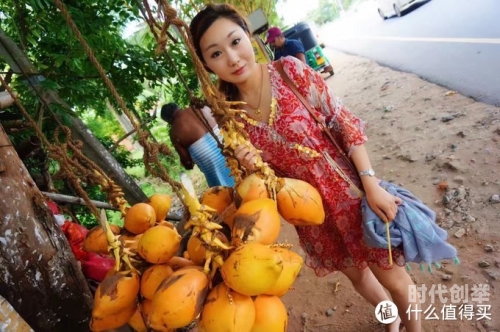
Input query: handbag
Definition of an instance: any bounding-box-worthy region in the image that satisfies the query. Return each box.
[276,60,459,270]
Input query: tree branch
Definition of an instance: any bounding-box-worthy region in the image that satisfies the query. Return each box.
[108,116,155,152]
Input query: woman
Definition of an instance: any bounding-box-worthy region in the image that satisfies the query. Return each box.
[190,4,421,331]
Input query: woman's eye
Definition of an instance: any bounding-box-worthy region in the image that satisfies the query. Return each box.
[232,38,241,46]
[211,51,222,58]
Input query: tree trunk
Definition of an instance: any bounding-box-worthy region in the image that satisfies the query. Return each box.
[0,125,93,331]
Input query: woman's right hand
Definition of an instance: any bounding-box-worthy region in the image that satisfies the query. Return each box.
[234,145,258,172]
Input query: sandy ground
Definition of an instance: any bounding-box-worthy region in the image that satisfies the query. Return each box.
[277,49,500,332]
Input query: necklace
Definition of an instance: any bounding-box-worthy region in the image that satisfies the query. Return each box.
[242,64,264,120]
[240,97,278,126]
[238,114,320,158]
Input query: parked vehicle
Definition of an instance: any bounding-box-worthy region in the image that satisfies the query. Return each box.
[282,22,334,76]
[378,0,427,19]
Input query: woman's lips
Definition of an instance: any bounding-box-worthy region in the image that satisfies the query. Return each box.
[232,65,245,75]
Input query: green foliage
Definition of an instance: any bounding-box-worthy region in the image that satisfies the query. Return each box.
[158,43,200,108]
[342,0,357,9]
[1,0,276,223]
[102,137,143,170]
[72,184,107,229]
[305,0,366,25]
[205,0,280,21]
[306,0,340,26]
[126,26,200,108]
[80,109,123,139]
[149,120,184,178]
[0,0,164,119]
[73,192,125,229]
[1,0,165,217]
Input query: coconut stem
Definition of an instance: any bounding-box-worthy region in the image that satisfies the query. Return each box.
[100,209,138,273]
[386,221,393,266]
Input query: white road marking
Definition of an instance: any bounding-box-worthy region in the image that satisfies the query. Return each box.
[337,36,500,44]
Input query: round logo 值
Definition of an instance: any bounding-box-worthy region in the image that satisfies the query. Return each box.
[374,300,399,324]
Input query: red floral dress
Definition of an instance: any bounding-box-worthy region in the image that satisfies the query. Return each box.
[239,57,405,277]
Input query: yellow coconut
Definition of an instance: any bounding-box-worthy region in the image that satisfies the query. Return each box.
[201,186,235,215]
[221,243,283,296]
[82,224,121,255]
[140,264,174,300]
[187,231,229,266]
[90,303,136,332]
[276,177,325,226]
[147,194,172,222]
[137,225,181,264]
[231,198,281,245]
[264,248,304,296]
[167,256,197,270]
[157,220,175,228]
[198,283,255,332]
[128,305,147,332]
[148,267,210,330]
[235,173,269,207]
[221,202,238,229]
[186,235,205,266]
[92,271,140,318]
[119,231,143,255]
[141,299,153,326]
[124,203,156,234]
[250,295,288,332]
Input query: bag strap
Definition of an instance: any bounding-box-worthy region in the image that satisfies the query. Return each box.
[275,61,354,170]
[276,60,364,197]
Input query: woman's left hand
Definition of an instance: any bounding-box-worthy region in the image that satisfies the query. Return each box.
[234,145,258,172]
[365,184,402,223]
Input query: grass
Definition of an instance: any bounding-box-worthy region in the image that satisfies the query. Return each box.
[125,146,210,198]
[136,167,209,197]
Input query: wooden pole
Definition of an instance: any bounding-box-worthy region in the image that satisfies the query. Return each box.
[0,295,34,332]
[41,191,182,221]
[41,191,120,211]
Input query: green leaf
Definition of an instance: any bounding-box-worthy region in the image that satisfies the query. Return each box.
[40,79,61,90]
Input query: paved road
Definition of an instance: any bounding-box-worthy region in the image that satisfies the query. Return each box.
[321,0,500,106]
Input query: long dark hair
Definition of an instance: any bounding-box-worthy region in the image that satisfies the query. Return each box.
[189,4,250,101]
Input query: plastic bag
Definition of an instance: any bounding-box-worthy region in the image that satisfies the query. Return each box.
[61,221,114,282]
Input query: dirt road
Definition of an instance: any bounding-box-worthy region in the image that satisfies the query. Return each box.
[279,49,500,332]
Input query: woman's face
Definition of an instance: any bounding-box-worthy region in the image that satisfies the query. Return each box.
[199,18,257,84]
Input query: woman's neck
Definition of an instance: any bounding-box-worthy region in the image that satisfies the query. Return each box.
[236,63,263,101]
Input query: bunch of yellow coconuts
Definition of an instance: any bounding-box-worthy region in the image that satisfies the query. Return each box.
[83,172,325,332]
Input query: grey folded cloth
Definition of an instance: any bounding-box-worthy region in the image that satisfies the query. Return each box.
[362,181,459,271]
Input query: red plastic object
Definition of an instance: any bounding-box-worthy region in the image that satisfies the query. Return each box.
[61,221,114,282]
